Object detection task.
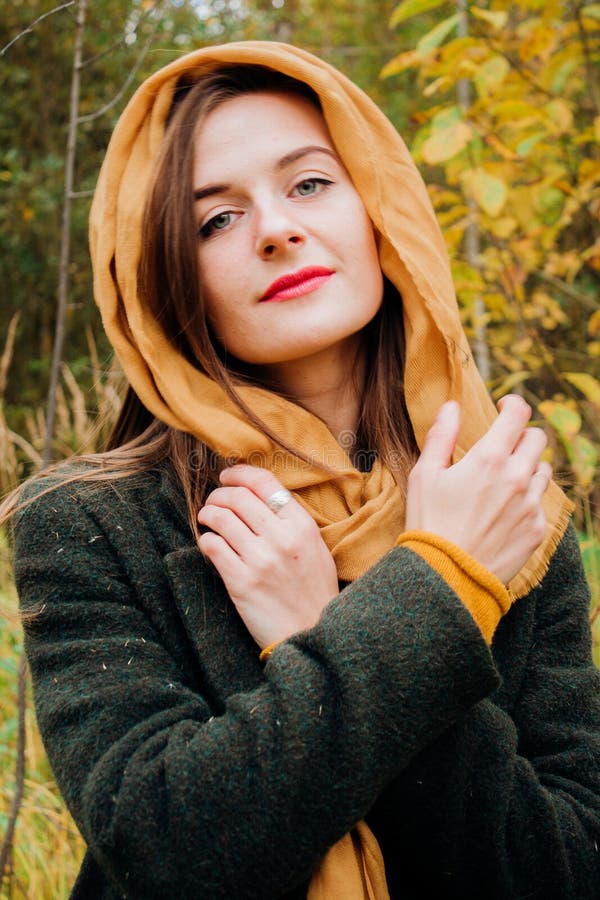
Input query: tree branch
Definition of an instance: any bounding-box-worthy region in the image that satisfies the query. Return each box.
[80,0,163,69]
[0,2,75,58]
[43,0,87,466]
[77,1,167,124]
[531,270,600,312]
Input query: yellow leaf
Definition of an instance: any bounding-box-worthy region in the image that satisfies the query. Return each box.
[588,310,600,337]
[474,56,511,98]
[390,0,448,27]
[579,159,600,183]
[545,99,573,135]
[452,260,485,291]
[416,14,460,55]
[513,336,533,355]
[423,76,451,97]
[518,23,557,62]
[0,170,11,182]
[470,7,508,30]
[487,216,518,239]
[595,116,600,142]
[484,133,520,161]
[461,168,508,217]
[380,50,421,78]
[422,121,473,165]
[490,100,544,123]
[564,373,600,409]
[588,341,600,356]
[491,371,530,398]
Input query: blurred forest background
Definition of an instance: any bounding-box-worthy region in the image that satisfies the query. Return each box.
[1,0,599,894]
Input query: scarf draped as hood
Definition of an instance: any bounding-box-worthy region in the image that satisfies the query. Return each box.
[89,40,573,899]
[89,40,571,597]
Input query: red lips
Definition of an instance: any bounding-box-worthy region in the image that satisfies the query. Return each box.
[260,266,334,302]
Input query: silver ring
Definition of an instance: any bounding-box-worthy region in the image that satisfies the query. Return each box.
[266,488,292,514]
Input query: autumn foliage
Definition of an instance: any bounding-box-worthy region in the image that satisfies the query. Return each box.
[1,2,600,894]
[385,0,600,563]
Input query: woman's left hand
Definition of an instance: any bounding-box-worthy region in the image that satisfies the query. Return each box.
[197,465,339,650]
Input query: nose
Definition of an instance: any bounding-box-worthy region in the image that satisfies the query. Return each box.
[255,203,306,259]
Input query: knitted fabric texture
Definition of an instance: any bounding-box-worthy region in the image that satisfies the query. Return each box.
[397,531,511,645]
[88,40,572,598]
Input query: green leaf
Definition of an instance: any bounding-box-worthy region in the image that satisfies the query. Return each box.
[462,168,507,217]
[538,400,581,440]
[431,105,463,129]
[577,531,600,584]
[551,58,578,94]
[568,435,598,489]
[535,186,565,225]
[417,13,460,55]
[582,4,600,20]
[517,133,545,157]
[564,373,600,409]
[390,0,449,28]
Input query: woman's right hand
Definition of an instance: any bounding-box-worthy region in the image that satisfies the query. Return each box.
[405,395,552,585]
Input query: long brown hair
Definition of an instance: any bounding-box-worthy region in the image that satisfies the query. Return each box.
[1,65,417,538]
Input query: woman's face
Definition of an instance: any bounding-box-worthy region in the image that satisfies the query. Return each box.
[192,90,383,372]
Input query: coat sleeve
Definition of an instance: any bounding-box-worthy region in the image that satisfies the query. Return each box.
[368,523,600,900]
[14,475,500,900]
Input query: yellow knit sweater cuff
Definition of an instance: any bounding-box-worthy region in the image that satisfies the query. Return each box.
[396,530,511,645]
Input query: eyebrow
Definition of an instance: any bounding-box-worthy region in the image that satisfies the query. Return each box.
[193,145,338,201]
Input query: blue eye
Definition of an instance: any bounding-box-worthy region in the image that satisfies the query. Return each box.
[293,178,332,197]
[199,211,234,238]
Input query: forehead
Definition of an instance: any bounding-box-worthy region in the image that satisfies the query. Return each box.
[192,91,335,175]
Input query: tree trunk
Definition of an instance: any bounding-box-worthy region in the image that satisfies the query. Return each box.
[42,0,87,466]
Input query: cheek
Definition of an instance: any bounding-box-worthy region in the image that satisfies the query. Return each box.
[197,247,236,318]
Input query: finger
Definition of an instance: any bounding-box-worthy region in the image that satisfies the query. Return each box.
[528,460,553,504]
[219,464,299,519]
[417,400,461,471]
[198,503,257,555]
[202,486,273,534]
[198,530,247,581]
[482,395,532,455]
[511,426,548,472]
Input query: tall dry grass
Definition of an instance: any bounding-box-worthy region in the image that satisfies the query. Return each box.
[1,584,86,898]
[1,317,121,897]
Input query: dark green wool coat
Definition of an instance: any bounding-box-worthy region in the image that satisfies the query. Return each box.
[13,463,600,899]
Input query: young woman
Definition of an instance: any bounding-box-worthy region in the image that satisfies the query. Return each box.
[7,42,600,899]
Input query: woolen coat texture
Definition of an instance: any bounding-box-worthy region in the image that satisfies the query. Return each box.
[14,463,600,899]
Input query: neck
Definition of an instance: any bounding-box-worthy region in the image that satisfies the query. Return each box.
[258,335,365,446]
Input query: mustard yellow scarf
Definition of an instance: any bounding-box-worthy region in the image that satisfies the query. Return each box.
[89,40,573,899]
